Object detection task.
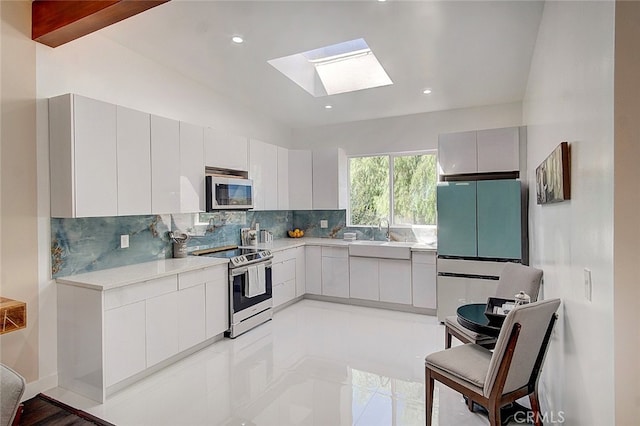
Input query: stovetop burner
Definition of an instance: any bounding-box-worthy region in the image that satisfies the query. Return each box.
[191,245,272,268]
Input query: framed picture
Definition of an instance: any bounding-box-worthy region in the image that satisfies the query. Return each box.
[536,142,570,204]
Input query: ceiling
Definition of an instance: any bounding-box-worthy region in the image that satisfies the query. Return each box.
[99,0,545,129]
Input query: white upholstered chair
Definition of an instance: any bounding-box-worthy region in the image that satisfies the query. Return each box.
[0,364,25,426]
[444,262,543,349]
[426,298,561,426]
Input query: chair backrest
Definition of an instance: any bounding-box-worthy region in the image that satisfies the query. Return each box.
[483,298,561,397]
[0,364,26,426]
[494,262,543,301]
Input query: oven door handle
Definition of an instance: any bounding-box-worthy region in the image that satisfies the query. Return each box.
[230,261,272,277]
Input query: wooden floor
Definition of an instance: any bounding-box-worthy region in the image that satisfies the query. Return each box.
[18,394,114,426]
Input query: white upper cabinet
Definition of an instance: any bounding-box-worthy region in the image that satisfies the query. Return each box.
[312,148,347,210]
[438,131,477,176]
[150,115,181,214]
[204,128,248,171]
[288,150,313,210]
[438,126,522,176]
[476,127,520,173]
[117,106,151,216]
[49,94,118,217]
[249,138,278,210]
[277,147,289,210]
[179,122,205,213]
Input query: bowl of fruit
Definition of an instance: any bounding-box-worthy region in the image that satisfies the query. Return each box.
[288,228,305,238]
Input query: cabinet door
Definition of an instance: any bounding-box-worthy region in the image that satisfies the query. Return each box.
[322,256,349,298]
[411,252,436,309]
[179,122,205,213]
[295,246,306,296]
[349,257,379,301]
[312,148,347,209]
[74,95,118,217]
[277,147,289,210]
[436,182,477,257]
[117,106,151,215]
[379,259,412,305]
[205,271,229,339]
[104,301,146,387]
[476,127,519,173]
[178,284,206,351]
[204,127,248,171]
[438,131,477,175]
[436,275,468,322]
[288,150,313,210]
[305,246,322,295]
[249,139,266,210]
[146,291,179,367]
[151,115,180,214]
[477,180,522,259]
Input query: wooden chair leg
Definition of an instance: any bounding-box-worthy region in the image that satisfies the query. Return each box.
[445,327,452,349]
[487,402,501,426]
[529,391,543,426]
[425,368,434,426]
[466,395,474,411]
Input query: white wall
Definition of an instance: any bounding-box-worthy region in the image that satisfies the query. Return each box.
[523,1,615,424]
[0,0,39,384]
[291,102,522,155]
[36,33,292,146]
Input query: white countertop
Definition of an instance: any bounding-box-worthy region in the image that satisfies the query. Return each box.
[57,238,436,291]
[56,256,229,291]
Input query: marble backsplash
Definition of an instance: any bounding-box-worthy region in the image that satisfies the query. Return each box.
[51,209,435,278]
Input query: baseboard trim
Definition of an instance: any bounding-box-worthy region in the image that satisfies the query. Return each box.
[303,294,436,315]
[24,372,58,401]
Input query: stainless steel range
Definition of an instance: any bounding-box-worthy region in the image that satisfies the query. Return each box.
[193,245,273,338]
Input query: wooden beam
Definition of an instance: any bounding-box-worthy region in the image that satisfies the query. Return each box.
[32,0,169,48]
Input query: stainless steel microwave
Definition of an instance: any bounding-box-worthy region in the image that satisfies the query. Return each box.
[206,176,254,210]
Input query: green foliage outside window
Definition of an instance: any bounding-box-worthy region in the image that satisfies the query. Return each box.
[349,153,436,226]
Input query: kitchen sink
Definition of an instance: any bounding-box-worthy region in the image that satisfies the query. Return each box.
[348,240,413,260]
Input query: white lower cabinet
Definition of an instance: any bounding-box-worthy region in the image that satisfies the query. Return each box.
[205,267,229,339]
[57,262,229,403]
[436,276,498,322]
[349,257,379,301]
[146,291,180,367]
[295,246,306,296]
[321,247,349,298]
[273,253,297,308]
[411,252,437,309]
[305,246,322,295]
[178,285,206,351]
[379,259,412,305]
[104,301,146,387]
[349,257,412,304]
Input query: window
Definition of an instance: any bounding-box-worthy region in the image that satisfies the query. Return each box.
[349,152,437,226]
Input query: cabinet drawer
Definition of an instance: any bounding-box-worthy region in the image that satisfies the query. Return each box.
[273,279,296,307]
[273,248,296,264]
[105,275,177,310]
[179,266,226,290]
[321,246,348,258]
[412,251,436,265]
[437,258,506,276]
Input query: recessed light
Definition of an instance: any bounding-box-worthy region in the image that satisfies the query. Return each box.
[423,88,432,95]
[232,36,244,44]
[325,105,333,109]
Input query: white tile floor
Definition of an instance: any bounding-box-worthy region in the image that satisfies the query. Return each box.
[46,300,490,425]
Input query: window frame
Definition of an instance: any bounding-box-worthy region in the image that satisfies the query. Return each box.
[347,149,438,228]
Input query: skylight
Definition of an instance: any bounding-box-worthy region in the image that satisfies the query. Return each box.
[268,38,393,97]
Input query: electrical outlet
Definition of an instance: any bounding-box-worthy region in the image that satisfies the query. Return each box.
[320,220,328,229]
[121,234,130,249]
[584,268,592,301]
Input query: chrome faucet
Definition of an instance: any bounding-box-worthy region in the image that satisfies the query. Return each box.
[378,218,391,241]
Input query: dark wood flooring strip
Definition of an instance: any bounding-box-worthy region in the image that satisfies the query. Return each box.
[19,394,115,426]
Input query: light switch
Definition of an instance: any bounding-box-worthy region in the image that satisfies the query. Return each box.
[320,220,328,229]
[121,234,130,249]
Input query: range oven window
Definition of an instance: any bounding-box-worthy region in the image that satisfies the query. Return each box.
[231,265,273,311]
